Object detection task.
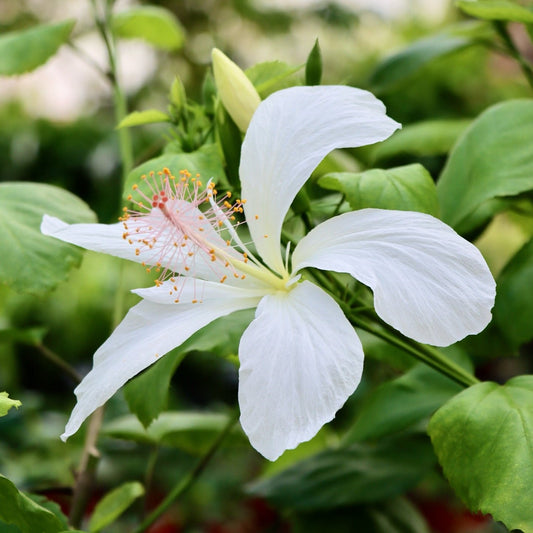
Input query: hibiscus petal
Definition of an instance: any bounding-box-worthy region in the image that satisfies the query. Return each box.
[238,280,363,461]
[42,214,221,282]
[292,209,496,347]
[61,291,261,440]
[240,86,400,274]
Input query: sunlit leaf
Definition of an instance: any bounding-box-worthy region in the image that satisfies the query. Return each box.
[0,476,66,533]
[371,119,471,163]
[117,109,170,129]
[456,0,533,23]
[88,482,144,533]
[249,435,435,511]
[0,183,96,293]
[0,20,75,75]
[428,376,533,533]
[103,411,244,454]
[0,393,21,417]
[319,164,439,216]
[112,6,185,51]
[437,100,533,234]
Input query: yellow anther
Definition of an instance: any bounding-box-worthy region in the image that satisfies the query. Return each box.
[174,298,180,303]
[127,194,133,201]
[132,184,139,190]
[226,191,232,198]
[241,275,246,279]
[135,249,140,256]
[220,275,227,283]
[192,299,198,304]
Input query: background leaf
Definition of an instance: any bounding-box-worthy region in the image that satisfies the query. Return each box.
[0,20,75,76]
[88,482,144,533]
[319,164,439,215]
[437,99,533,234]
[249,435,435,511]
[123,309,252,426]
[245,60,302,97]
[0,183,96,293]
[112,6,185,51]
[428,376,533,533]
[0,476,66,533]
[493,236,533,348]
[456,0,533,23]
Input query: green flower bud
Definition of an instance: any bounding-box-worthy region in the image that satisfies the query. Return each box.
[211,48,261,132]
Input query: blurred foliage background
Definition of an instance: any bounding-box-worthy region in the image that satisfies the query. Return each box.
[1,1,532,532]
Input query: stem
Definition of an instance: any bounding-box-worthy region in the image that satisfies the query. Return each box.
[493,21,533,90]
[34,343,82,383]
[69,406,105,528]
[133,411,239,533]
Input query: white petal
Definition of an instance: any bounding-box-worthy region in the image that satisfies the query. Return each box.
[240,86,400,274]
[292,209,496,346]
[238,280,364,461]
[62,291,260,440]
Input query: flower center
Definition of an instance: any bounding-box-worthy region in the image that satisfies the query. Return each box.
[119,168,288,296]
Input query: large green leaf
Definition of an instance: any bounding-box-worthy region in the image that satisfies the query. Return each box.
[371,119,471,163]
[112,6,185,51]
[319,164,439,216]
[0,476,65,533]
[123,144,227,201]
[437,100,533,234]
[123,309,252,427]
[369,26,482,91]
[428,376,533,533]
[249,435,435,511]
[88,482,144,533]
[493,237,533,347]
[291,497,430,533]
[0,20,75,75]
[103,411,244,454]
[0,183,96,293]
[456,0,533,23]
[0,393,21,417]
[344,349,471,443]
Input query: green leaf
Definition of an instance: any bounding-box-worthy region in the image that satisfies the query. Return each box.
[88,482,144,533]
[123,144,226,200]
[0,475,66,533]
[249,435,435,511]
[493,237,533,347]
[123,309,252,427]
[319,164,439,216]
[112,6,185,51]
[104,411,244,454]
[456,0,533,23]
[291,497,430,533]
[305,39,322,86]
[0,393,21,417]
[437,100,533,234]
[117,109,170,129]
[0,20,75,76]
[344,349,471,443]
[371,119,471,163]
[25,496,68,532]
[428,376,533,533]
[245,60,303,97]
[0,183,97,294]
[369,27,479,91]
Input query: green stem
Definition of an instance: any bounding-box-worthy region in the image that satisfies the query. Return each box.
[34,343,82,383]
[133,411,239,533]
[493,21,533,90]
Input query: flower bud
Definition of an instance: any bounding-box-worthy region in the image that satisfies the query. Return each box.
[211,48,261,132]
